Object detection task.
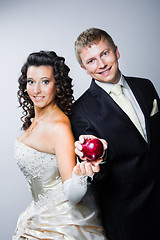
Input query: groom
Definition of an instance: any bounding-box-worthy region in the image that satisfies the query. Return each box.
[70,28,160,240]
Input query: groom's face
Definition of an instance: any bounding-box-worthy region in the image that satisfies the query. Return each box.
[80,39,121,84]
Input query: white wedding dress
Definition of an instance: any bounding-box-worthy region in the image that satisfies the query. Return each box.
[12,139,107,239]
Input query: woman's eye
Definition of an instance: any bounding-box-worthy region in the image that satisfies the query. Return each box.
[27,80,34,85]
[42,80,49,85]
[103,51,108,56]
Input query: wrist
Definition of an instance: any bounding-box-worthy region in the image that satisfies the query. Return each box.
[72,171,88,187]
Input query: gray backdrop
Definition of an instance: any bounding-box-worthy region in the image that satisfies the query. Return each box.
[0,0,159,239]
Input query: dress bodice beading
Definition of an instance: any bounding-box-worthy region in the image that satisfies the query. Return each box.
[15,139,66,207]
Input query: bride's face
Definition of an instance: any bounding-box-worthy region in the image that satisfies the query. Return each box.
[26,65,56,109]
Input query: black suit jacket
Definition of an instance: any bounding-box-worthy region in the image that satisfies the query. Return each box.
[70,76,160,240]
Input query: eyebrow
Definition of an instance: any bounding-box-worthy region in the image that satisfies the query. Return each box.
[100,49,109,54]
[41,77,50,80]
[27,77,50,80]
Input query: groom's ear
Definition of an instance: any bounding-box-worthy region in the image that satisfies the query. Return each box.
[81,65,90,74]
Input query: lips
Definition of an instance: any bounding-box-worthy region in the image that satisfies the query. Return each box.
[99,66,112,75]
[33,96,45,101]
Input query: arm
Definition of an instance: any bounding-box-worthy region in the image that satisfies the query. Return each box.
[53,119,100,203]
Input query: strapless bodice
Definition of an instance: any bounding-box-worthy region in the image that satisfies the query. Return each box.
[15,139,65,205]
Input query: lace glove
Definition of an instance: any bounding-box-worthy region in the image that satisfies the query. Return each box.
[63,172,88,204]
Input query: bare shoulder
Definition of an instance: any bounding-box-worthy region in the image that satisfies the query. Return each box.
[45,108,74,147]
[49,108,71,134]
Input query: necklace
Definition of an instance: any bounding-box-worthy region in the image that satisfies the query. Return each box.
[27,105,56,132]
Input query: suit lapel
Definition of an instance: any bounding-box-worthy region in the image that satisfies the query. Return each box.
[89,79,150,144]
[125,77,151,144]
[89,79,140,127]
[90,80,128,121]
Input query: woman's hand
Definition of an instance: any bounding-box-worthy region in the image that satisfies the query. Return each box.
[73,161,101,177]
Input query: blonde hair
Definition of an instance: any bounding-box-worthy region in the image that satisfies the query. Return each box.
[75,28,116,66]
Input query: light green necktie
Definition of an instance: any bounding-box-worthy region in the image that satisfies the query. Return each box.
[111,84,145,139]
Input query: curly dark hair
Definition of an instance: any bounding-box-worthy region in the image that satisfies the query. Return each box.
[18,50,74,130]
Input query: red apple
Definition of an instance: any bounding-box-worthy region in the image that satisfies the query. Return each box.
[82,138,104,160]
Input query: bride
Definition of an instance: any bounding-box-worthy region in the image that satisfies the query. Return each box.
[12,50,107,239]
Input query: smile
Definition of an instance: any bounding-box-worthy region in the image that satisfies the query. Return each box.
[34,96,44,100]
[99,66,112,75]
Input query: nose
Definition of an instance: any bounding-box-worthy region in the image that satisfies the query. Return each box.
[34,82,41,94]
[98,58,106,69]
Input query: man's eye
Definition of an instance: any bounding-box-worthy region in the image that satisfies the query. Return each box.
[87,59,95,64]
